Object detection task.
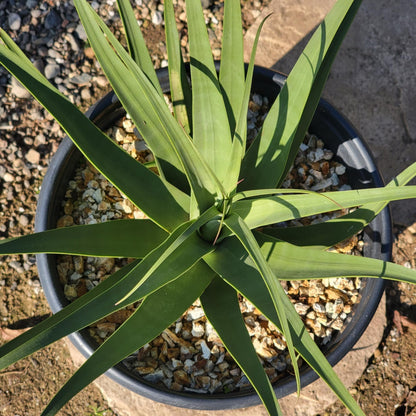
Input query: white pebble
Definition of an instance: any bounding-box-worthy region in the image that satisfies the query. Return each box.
[335,165,346,175]
[183,359,194,373]
[330,173,340,186]
[294,303,309,316]
[313,303,326,314]
[199,340,211,359]
[311,178,333,191]
[152,10,163,25]
[8,13,21,31]
[92,189,102,203]
[323,149,334,160]
[186,307,205,321]
[3,173,14,182]
[191,321,205,338]
[70,272,82,282]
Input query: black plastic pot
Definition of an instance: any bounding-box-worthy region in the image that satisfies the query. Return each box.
[35,65,391,410]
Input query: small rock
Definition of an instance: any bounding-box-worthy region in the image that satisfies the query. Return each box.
[313,303,326,314]
[25,149,40,165]
[84,47,95,60]
[95,76,108,88]
[34,134,47,146]
[44,64,60,80]
[335,164,347,175]
[339,184,352,191]
[330,172,340,186]
[64,285,78,300]
[191,321,205,338]
[294,303,309,316]
[75,24,88,41]
[9,261,24,274]
[65,33,80,52]
[143,369,165,383]
[185,307,205,321]
[81,87,91,101]
[19,215,29,227]
[134,140,148,152]
[201,0,213,7]
[173,369,190,386]
[311,178,333,191]
[44,9,62,30]
[69,73,92,85]
[199,340,211,359]
[8,13,22,31]
[152,10,163,25]
[57,215,74,228]
[11,77,30,99]
[3,173,14,183]
[183,359,194,373]
[33,59,45,74]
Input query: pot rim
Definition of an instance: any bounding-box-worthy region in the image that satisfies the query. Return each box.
[35,64,390,409]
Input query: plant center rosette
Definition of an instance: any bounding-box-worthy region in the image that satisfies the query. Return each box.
[56,92,363,394]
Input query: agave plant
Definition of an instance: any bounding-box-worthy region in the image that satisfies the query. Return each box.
[1,0,416,415]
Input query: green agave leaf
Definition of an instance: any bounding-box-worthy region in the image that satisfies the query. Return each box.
[0,26,34,62]
[89,4,188,190]
[223,14,271,194]
[201,276,282,416]
[239,0,362,190]
[234,185,416,230]
[165,0,192,134]
[41,262,216,416]
[78,0,187,194]
[219,0,244,136]
[0,220,167,258]
[263,161,416,249]
[186,0,232,185]
[75,0,224,211]
[0,30,188,233]
[115,206,219,304]
[116,0,163,96]
[255,231,416,283]
[204,239,366,416]
[232,187,335,202]
[223,213,301,395]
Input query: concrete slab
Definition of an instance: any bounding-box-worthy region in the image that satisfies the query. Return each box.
[245,0,416,225]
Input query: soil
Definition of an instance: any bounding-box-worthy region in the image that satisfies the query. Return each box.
[320,222,416,416]
[1,1,416,416]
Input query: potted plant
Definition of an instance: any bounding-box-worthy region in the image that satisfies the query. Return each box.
[1,0,416,415]
[35,65,391,411]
